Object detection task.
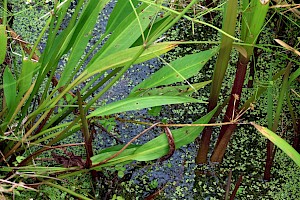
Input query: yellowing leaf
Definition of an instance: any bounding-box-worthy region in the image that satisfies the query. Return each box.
[251,122,300,167]
[275,39,300,57]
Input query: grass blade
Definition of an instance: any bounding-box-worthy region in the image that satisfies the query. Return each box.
[88,3,159,63]
[58,0,110,87]
[251,122,300,167]
[44,182,92,200]
[106,0,139,34]
[131,48,218,93]
[18,59,39,96]
[88,96,206,117]
[3,67,16,110]
[133,107,218,161]
[208,0,238,109]
[129,81,212,98]
[0,25,7,64]
[86,42,177,73]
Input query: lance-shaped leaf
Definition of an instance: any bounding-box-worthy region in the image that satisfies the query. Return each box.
[251,122,300,167]
[90,108,217,165]
[132,107,217,161]
[19,59,39,96]
[3,67,17,110]
[58,0,110,87]
[289,67,300,84]
[89,3,160,62]
[0,25,7,64]
[86,42,177,73]
[88,96,206,117]
[131,48,218,93]
[106,0,139,34]
[91,145,140,165]
[129,81,211,98]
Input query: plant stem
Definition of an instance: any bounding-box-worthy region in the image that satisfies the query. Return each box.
[196,0,238,164]
[209,0,270,163]
[210,56,249,163]
[77,91,93,169]
[3,0,7,25]
[286,93,297,149]
[224,169,232,200]
[230,174,243,200]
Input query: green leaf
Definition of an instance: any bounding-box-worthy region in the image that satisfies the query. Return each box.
[90,107,217,166]
[86,42,177,73]
[64,0,110,53]
[3,67,17,110]
[208,0,237,109]
[16,156,25,163]
[14,190,21,196]
[289,67,300,84]
[251,122,300,167]
[106,0,139,34]
[148,106,162,117]
[91,145,139,164]
[129,81,212,97]
[132,15,174,47]
[19,59,39,96]
[88,96,206,117]
[89,3,160,61]
[132,107,218,161]
[131,48,218,93]
[242,0,269,56]
[0,25,7,64]
[150,179,158,189]
[58,0,110,87]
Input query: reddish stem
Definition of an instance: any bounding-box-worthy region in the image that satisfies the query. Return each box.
[195,126,213,164]
[211,58,248,163]
[293,119,300,152]
[230,174,243,200]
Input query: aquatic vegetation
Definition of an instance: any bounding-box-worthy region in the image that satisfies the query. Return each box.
[1,0,300,199]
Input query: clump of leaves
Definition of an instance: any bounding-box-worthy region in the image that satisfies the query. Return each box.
[0,0,221,198]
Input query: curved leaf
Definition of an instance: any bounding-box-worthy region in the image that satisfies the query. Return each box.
[58,0,110,87]
[91,145,139,165]
[251,122,300,167]
[86,42,177,73]
[3,67,16,110]
[131,48,218,93]
[129,81,212,97]
[19,59,39,96]
[90,4,160,61]
[88,96,206,117]
[132,107,217,161]
[106,0,139,34]
[0,25,7,64]
[90,107,217,166]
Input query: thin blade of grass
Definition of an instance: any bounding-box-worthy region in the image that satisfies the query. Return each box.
[0,25,7,64]
[44,182,92,200]
[18,59,39,96]
[88,96,206,117]
[3,67,16,111]
[130,48,218,93]
[106,0,139,33]
[251,122,300,167]
[129,81,212,98]
[208,0,238,109]
[58,0,111,87]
